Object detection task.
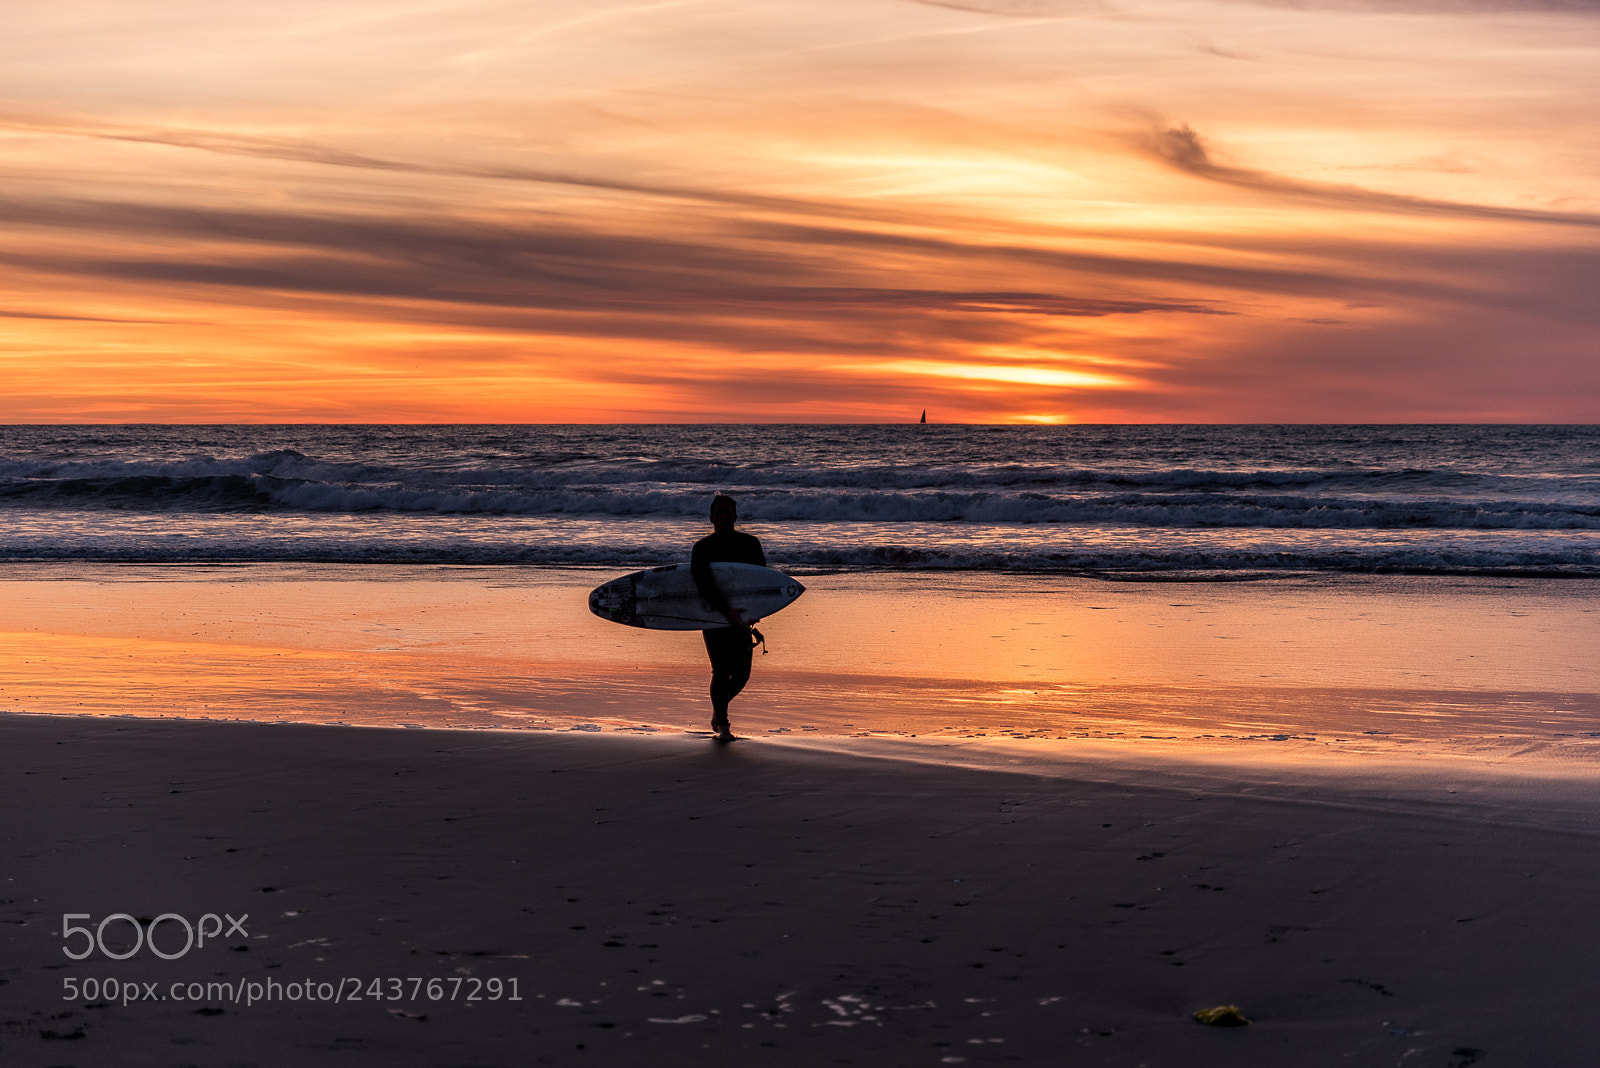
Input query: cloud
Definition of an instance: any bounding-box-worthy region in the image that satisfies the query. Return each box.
[905,0,1102,14]
[0,308,174,323]
[0,194,1239,315]
[10,184,1593,352]
[1143,307,1600,422]
[698,288,1228,317]
[1148,124,1600,229]
[0,114,903,227]
[1235,0,1600,11]
[733,216,1482,307]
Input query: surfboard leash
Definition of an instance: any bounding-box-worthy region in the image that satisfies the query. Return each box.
[749,626,767,655]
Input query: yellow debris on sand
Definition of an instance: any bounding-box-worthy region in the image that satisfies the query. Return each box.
[1193,1004,1250,1027]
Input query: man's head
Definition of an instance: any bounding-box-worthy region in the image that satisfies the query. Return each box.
[709,494,738,532]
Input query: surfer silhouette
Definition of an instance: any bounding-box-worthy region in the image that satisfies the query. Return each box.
[691,494,765,742]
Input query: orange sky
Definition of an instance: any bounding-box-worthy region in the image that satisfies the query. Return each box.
[3,0,1598,423]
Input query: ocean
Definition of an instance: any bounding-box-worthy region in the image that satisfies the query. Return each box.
[2,424,1597,575]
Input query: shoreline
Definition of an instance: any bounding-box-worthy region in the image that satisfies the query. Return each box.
[25,703,1600,796]
[6,713,1600,1065]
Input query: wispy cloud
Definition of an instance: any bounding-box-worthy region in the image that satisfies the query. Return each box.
[0,193,1252,313]
[0,114,812,215]
[1147,124,1600,230]
[905,0,1101,15]
[0,308,174,323]
[1236,0,1600,11]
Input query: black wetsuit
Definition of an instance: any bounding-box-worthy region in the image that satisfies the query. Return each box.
[690,529,766,732]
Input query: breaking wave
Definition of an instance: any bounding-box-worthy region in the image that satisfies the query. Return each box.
[2,424,1596,574]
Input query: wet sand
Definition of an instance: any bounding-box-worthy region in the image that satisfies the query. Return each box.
[3,564,1598,761]
[6,713,1600,1066]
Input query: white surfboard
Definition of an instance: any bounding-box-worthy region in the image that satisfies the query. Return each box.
[588,562,806,631]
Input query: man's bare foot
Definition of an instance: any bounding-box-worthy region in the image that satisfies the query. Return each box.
[713,729,736,743]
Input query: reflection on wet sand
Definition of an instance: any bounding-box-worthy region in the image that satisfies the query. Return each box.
[2,564,1596,767]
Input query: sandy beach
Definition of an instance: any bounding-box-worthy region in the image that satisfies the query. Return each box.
[7,713,1600,1066]
[4,564,1599,1065]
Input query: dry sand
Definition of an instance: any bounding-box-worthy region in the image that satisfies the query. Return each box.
[6,713,1600,1067]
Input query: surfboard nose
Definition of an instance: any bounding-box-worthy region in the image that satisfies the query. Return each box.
[785,580,805,601]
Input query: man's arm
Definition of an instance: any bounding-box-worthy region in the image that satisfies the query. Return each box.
[691,539,740,624]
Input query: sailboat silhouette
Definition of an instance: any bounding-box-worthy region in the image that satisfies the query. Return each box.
[919,409,926,424]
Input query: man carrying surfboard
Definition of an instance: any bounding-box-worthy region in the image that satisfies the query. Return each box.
[691,494,765,742]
